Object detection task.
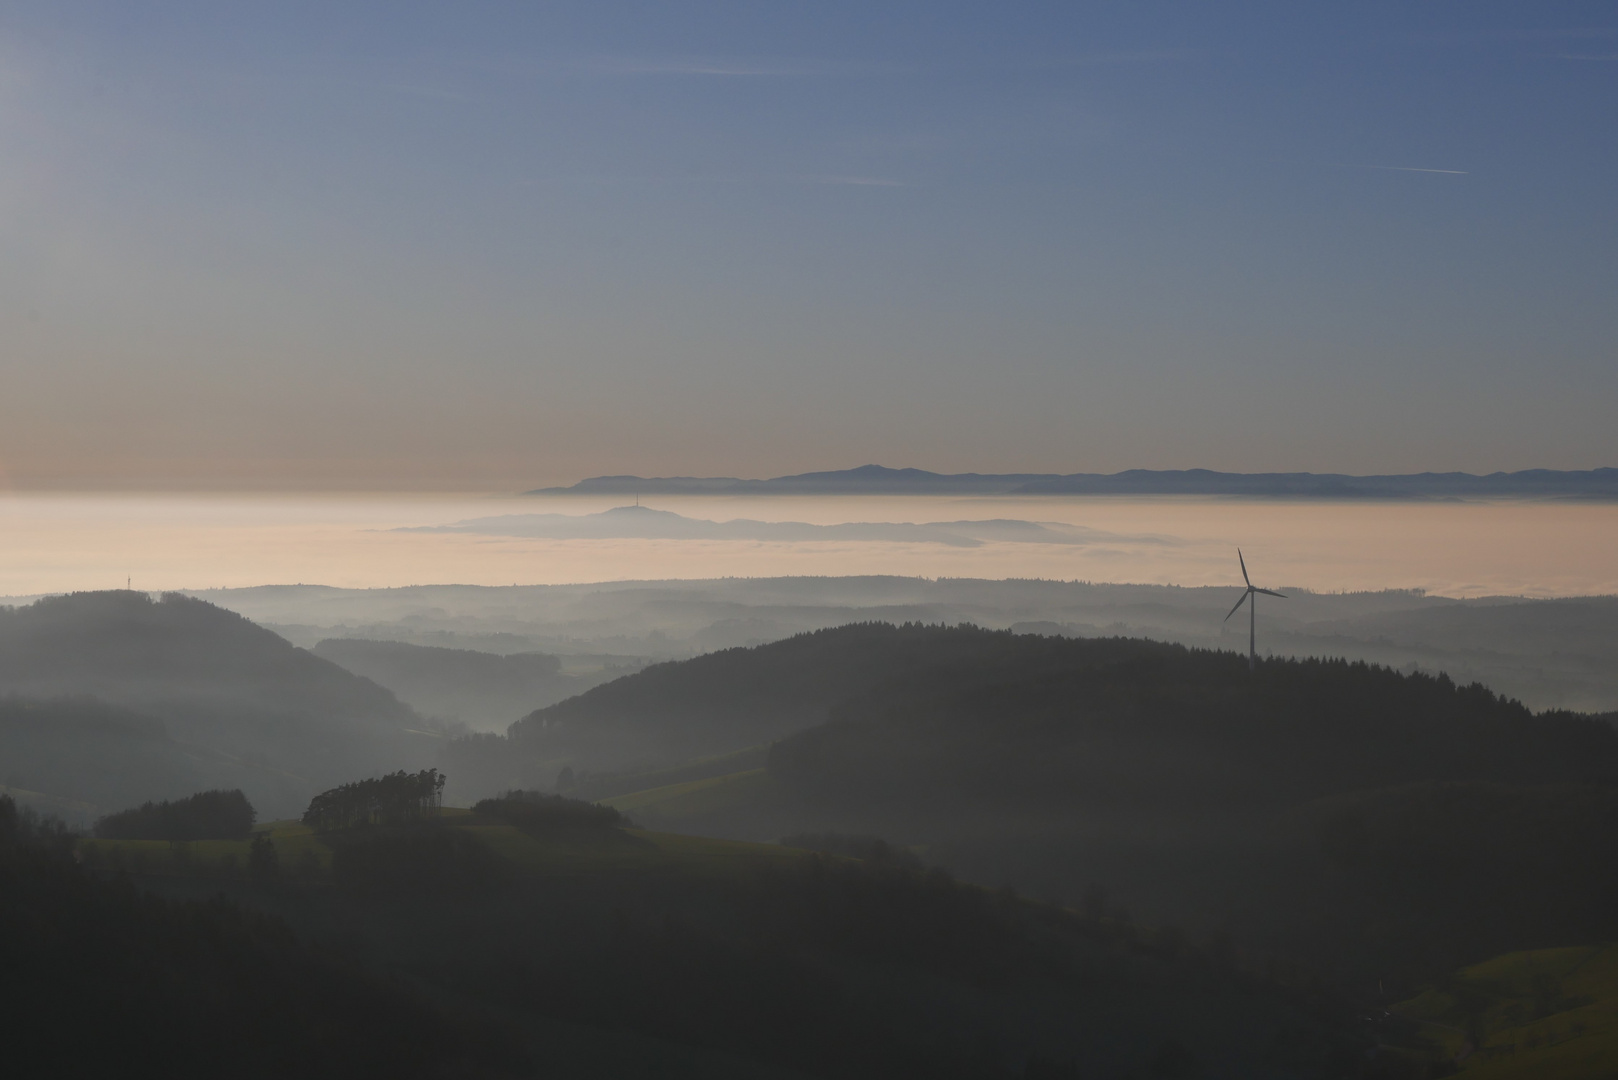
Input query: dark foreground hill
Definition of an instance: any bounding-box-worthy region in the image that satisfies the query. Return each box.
[453,623,1618,992]
[1,797,520,1079]
[77,801,1365,1079]
[0,592,435,819]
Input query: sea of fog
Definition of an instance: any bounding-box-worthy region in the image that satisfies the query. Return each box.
[1,492,1615,599]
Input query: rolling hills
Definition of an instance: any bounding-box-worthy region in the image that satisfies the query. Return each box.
[447,623,1618,993]
[0,591,437,819]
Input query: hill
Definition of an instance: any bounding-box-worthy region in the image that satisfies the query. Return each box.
[461,624,1618,991]
[0,591,435,818]
[452,622,1616,802]
[0,796,520,1079]
[0,697,211,821]
[450,622,1147,793]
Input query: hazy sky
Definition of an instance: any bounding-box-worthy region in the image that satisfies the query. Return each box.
[2,2,1614,490]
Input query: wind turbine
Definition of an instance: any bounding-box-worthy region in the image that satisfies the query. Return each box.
[1224,550,1286,670]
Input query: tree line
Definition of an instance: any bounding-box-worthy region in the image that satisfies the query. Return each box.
[94,788,255,841]
[301,768,444,832]
[472,789,626,831]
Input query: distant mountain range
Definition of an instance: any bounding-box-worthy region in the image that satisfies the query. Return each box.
[530,464,1618,498]
[405,504,1145,547]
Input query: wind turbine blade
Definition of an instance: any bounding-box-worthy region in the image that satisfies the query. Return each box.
[1224,590,1251,621]
[1254,588,1286,598]
[1238,549,1251,586]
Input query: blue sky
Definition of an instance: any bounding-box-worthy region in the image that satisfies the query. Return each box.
[1,2,1614,488]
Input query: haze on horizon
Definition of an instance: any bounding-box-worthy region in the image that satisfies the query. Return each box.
[2,1,1614,491]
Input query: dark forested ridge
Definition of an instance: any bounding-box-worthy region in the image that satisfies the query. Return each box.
[765,638,1618,810]
[0,591,438,819]
[490,623,1618,993]
[451,621,1617,802]
[456,622,1178,792]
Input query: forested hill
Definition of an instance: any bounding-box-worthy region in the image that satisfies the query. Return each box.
[501,622,1142,776]
[559,624,1618,991]
[471,623,1616,798]
[766,639,1618,814]
[0,592,433,819]
[0,591,413,724]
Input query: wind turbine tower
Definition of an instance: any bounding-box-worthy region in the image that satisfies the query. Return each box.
[1224,550,1286,670]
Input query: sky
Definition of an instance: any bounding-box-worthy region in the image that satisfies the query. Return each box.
[1,2,1614,491]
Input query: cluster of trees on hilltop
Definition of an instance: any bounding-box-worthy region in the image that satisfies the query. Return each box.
[472,789,626,831]
[95,788,255,841]
[302,769,444,832]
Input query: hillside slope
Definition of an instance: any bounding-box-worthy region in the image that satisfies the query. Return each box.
[1394,944,1618,1078]
[0,698,210,819]
[84,808,1362,1079]
[0,797,521,1079]
[494,623,1618,992]
[453,621,1617,801]
[0,592,434,818]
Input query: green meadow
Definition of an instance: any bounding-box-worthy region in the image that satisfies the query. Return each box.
[78,806,810,881]
[1395,945,1618,1078]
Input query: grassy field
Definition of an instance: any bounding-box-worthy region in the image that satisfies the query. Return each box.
[76,807,809,882]
[1395,944,1618,1078]
[596,767,820,843]
[601,768,776,819]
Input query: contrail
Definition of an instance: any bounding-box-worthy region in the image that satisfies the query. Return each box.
[1336,163,1469,175]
